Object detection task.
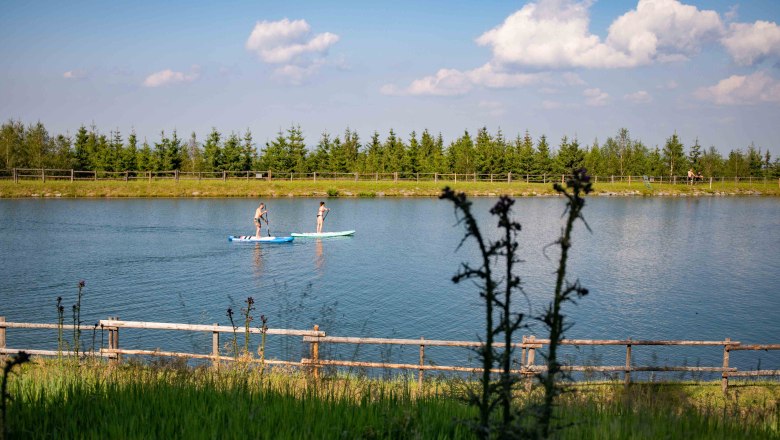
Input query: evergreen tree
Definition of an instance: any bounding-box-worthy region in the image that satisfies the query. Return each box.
[405,130,420,174]
[447,130,475,174]
[137,139,153,171]
[584,139,603,176]
[746,144,763,177]
[616,128,630,176]
[384,129,405,173]
[222,132,243,171]
[725,149,748,177]
[532,135,553,177]
[364,131,384,173]
[261,129,290,172]
[286,125,308,173]
[122,131,138,171]
[473,126,495,175]
[662,133,686,177]
[688,138,702,172]
[73,125,89,170]
[0,120,24,169]
[241,130,255,171]
[515,130,535,176]
[153,131,171,171]
[202,128,223,172]
[646,146,666,176]
[555,135,584,173]
[309,131,332,172]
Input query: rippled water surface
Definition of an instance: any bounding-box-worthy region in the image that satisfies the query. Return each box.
[1,197,778,373]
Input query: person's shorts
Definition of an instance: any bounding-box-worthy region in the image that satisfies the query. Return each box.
[254,218,262,224]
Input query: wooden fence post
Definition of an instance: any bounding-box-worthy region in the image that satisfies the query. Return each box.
[175,170,179,182]
[722,337,730,394]
[508,172,512,183]
[148,171,152,183]
[434,173,438,183]
[418,336,425,392]
[525,335,536,391]
[0,316,6,361]
[311,324,320,379]
[625,338,632,386]
[394,172,398,183]
[212,323,220,370]
[41,168,45,183]
[222,171,226,181]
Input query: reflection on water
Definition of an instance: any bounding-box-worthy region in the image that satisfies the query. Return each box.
[0,197,778,373]
[253,244,263,276]
[315,239,324,272]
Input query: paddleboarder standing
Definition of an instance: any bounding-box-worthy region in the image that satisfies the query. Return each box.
[316,201,330,233]
[254,202,268,237]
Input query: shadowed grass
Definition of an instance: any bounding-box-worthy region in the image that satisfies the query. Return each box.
[4,360,779,439]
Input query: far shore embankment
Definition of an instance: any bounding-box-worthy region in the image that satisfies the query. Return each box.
[1,179,778,198]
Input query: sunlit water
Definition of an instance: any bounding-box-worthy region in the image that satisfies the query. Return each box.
[1,197,778,376]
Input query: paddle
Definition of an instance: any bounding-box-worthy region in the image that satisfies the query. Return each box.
[262,213,271,236]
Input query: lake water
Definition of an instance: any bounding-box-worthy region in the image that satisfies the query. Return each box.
[1,196,778,377]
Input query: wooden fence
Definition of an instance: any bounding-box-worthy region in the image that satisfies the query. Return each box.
[2,168,778,188]
[1,317,778,393]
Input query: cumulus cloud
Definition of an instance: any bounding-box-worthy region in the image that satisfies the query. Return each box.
[583,88,609,106]
[694,71,780,105]
[721,21,780,66]
[624,90,653,103]
[246,18,339,64]
[245,18,339,83]
[476,0,722,69]
[143,67,200,87]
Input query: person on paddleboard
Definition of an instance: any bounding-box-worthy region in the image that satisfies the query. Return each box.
[254,202,268,237]
[316,201,330,233]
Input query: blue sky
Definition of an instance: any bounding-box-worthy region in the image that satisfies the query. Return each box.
[2,0,780,156]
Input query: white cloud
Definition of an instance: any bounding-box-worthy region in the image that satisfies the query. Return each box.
[381,64,547,96]
[63,70,86,79]
[143,67,199,87]
[624,90,653,103]
[245,18,339,64]
[272,60,325,85]
[475,0,722,69]
[583,88,609,106]
[721,21,780,66]
[694,71,780,105]
[657,79,679,90]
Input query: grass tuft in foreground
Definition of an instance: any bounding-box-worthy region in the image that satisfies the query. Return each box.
[4,359,779,439]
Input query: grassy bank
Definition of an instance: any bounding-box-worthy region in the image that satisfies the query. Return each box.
[5,359,779,438]
[1,178,779,198]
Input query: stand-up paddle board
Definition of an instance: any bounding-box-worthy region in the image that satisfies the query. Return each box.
[290,230,355,238]
[228,235,294,243]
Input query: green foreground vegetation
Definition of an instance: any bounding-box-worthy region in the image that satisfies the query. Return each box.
[1,178,779,198]
[4,359,779,439]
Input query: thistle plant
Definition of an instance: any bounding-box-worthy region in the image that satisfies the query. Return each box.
[241,297,255,356]
[440,188,527,439]
[71,280,85,357]
[56,297,64,361]
[258,314,269,373]
[226,307,238,359]
[536,168,592,438]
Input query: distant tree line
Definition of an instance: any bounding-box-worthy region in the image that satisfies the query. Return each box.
[1,120,777,178]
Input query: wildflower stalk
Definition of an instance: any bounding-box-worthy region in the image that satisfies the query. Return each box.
[56,297,64,362]
[226,308,238,359]
[538,168,592,438]
[72,280,85,358]
[259,314,268,374]
[242,297,255,357]
[440,189,526,439]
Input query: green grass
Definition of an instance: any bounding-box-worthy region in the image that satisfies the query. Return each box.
[1,178,778,198]
[4,360,779,439]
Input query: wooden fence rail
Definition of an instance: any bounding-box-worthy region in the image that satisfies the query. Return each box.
[3,168,778,188]
[1,317,778,393]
